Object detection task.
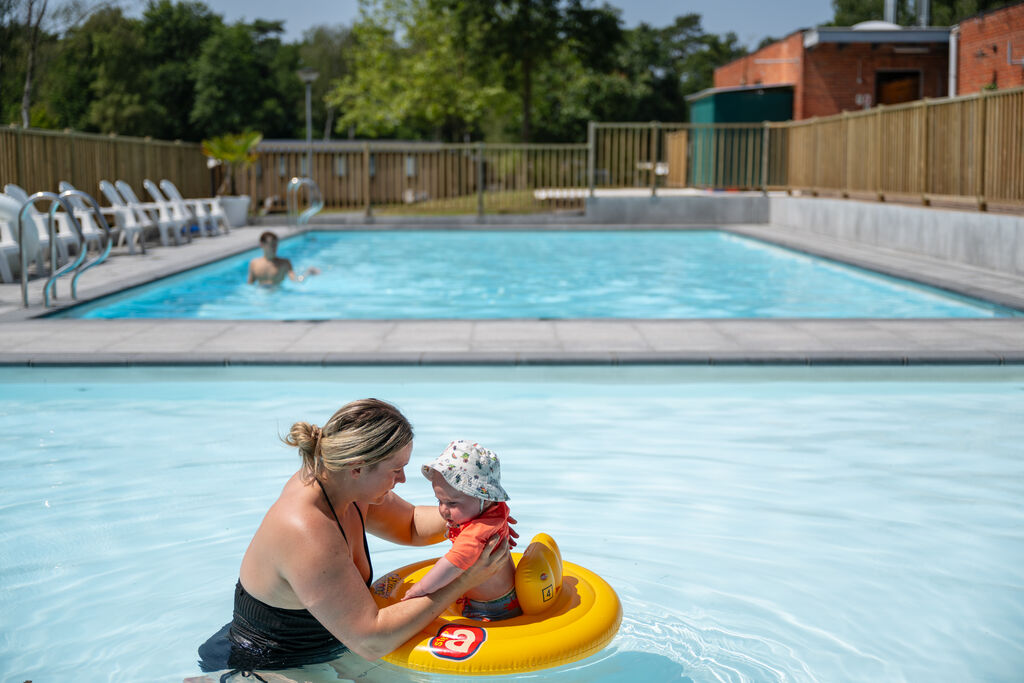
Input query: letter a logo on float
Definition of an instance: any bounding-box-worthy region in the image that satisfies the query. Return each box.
[428,624,487,661]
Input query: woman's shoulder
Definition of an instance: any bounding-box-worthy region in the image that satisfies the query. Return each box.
[262,474,346,548]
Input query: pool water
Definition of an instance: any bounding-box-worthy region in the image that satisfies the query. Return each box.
[54,230,1015,319]
[1,365,1022,682]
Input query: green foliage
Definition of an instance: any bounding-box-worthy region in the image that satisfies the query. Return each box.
[436,0,626,141]
[828,0,1014,26]
[1,0,773,144]
[140,0,223,140]
[327,0,512,140]
[299,24,357,139]
[201,130,263,195]
[190,20,301,138]
[40,7,158,134]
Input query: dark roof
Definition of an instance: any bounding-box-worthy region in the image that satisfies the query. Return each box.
[804,26,950,48]
[685,83,795,103]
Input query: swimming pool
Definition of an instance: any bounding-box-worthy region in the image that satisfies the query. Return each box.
[2,365,1022,682]
[53,230,1016,319]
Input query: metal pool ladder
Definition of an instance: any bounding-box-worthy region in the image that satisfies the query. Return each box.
[287,177,324,226]
[18,189,114,308]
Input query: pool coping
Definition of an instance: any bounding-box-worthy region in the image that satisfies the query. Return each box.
[1,222,1022,366]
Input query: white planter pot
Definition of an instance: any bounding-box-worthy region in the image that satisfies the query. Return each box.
[217,195,251,228]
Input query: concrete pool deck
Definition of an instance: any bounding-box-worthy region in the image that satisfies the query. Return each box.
[0,220,1022,366]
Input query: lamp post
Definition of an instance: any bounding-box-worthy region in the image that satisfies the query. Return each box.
[297,67,319,178]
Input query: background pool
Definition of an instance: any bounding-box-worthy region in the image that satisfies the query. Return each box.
[1,366,1022,682]
[54,231,1014,319]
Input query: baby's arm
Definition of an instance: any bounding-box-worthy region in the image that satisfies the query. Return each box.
[402,557,465,600]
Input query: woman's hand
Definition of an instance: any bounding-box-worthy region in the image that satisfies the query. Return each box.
[461,535,509,589]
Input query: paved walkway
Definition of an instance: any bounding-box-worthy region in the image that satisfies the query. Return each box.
[1,221,1021,365]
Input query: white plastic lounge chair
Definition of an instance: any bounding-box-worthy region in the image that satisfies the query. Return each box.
[98,180,150,254]
[2,183,79,267]
[0,193,24,282]
[0,189,46,279]
[143,179,205,238]
[0,216,18,283]
[57,182,105,253]
[160,179,230,235]
[115,180,189,247]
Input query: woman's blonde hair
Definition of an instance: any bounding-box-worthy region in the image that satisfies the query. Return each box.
[285,399,413,479]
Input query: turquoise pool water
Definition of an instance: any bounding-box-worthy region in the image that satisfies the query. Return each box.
[53,230,1015,319]
[1,365,1022,682]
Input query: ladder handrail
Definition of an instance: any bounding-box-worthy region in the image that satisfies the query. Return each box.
[287,176,324,226]
[18,192,81,308]
[62,189,114,300]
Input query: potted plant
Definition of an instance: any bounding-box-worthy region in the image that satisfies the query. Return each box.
[201,131,262,227]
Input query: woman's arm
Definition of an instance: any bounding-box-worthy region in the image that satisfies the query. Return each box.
[289,531,507,661]
[366,491,446,546]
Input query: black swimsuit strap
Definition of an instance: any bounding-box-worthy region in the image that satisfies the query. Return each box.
[315,480,373,586]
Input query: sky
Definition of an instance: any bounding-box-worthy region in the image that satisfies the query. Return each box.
[126,0,837,49]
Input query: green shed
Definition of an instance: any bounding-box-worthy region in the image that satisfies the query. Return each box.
[685,84,793,188]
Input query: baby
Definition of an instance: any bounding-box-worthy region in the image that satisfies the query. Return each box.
[403,440,522,621]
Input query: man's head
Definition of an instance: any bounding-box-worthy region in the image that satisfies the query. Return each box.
[259,231,279,256]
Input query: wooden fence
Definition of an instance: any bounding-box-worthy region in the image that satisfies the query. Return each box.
[591,86,1023,212]
[784,87,1023,210]
[243,141,587,215]
[0,126,211,199]
[2,85,1020,215]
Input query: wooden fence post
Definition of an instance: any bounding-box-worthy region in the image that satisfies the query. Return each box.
[842,111,850,198]
[875,105,885,201]
[976,89,988,211]
[919,99,930,206]
[649,121,659,197]
[476,141,485,221]
[15,125,25,187]
[761,121,770,195]
[587,121,596,197]
[363,142,372,219]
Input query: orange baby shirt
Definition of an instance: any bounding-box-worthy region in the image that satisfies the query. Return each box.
[444,502,511,571]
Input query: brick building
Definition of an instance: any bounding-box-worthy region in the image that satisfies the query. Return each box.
[709,22,951,120]
[953,2,1024,94]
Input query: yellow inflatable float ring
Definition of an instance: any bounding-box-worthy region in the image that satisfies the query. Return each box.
[371,533,622,675]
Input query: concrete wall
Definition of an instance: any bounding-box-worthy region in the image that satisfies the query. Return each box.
[583,194,1024,277]
[771,196,1024,277]
[585,194,769,225]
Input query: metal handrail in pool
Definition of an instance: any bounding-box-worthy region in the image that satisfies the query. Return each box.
[287,177,324,226]
[60,189,114,303]
[18,190,112,308]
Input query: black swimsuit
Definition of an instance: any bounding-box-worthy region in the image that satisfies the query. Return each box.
[198,482,372,674]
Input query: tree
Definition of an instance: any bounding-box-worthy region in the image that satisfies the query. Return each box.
[21,0,49,127]
[140,0,222,140]
[191,20,301,138]
[1,0,20,122]
[327,0,512,140]
[201,130,262,194]
[299,24,356,139]
[828,0,1013,26]
[439,0,625,141]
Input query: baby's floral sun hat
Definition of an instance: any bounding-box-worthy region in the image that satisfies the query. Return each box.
[422,440,509,502]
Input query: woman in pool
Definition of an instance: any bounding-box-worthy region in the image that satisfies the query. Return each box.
[197,398,512,677]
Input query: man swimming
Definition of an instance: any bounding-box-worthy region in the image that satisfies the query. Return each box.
[247,231,320,285]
